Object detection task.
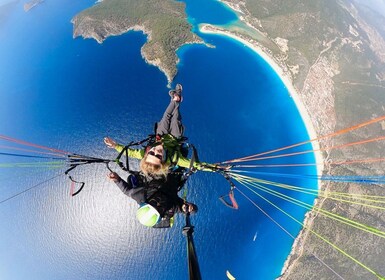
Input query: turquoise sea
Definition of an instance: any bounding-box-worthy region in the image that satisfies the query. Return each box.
[0,0,317,279]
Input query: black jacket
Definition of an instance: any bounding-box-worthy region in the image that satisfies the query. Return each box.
[114,170,187,228]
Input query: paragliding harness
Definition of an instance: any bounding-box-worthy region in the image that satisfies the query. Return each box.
[64,134,238,215]
[110,133,200,229]
[64,133,198,197]
[63,115,237,211]
[112,133,198,182]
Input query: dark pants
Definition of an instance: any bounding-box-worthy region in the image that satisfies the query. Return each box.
[156,101,184,138]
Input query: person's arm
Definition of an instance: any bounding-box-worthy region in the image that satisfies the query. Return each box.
[104,137,145,159]
[107,172,133,197]
[173,197,186,214]
[114,144,145,160]
[174,154,217,172]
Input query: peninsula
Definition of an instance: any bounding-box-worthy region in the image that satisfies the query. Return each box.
[71,0,204,85]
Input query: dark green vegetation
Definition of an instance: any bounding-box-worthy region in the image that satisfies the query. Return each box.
[72,0,203,83]
[220,0,385,279]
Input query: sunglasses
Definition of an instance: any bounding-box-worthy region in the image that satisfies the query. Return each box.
[147,150,163,160]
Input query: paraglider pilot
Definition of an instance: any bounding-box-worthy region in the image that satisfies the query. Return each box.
[107,171,197,228]
[104,84,217,177]
[106,84,202,228]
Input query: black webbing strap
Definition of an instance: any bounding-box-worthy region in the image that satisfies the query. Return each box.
[68,175,85,196]
[182,144,199,181]
[65,154,111,196]
[114,135,155,171]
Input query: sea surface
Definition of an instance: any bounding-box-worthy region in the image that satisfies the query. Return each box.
[0,0,317,279]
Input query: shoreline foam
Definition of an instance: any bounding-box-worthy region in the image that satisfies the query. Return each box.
[199,24,323,175]
[199,23,324,277]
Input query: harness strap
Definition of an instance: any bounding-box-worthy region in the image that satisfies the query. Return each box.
[68,175,85,196]
[159,136,189,168]
[183,144,198,177]
[115,135,155,171]
[180,143,199,200]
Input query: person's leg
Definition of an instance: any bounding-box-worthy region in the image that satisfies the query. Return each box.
[169,102,184,138]
[156,84,184,137]
[156,100,178,135]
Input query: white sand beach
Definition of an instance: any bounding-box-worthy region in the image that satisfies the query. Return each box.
[199,23,326,277]
[199,24,324,177]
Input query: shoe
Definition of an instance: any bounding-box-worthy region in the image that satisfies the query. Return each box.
[169,84,183,102]
[174,84,183,102]
[175,83,183,94]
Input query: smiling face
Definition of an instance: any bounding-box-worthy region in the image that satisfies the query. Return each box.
[145,145,164,166]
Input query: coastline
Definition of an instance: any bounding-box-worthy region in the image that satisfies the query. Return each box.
[71,19,207,86]
[199,23,324,277]
[199,24,323,176]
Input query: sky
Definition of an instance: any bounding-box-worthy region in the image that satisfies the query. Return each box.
[354,0,385,17]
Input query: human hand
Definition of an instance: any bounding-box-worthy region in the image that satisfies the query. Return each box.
[182,203,198,214]
[104,137,117,149]
[107,172,120,182]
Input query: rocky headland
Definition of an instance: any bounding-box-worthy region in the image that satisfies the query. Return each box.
[71,0,204,85]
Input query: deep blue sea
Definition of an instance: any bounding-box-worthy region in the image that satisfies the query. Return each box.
[0,0,317,279]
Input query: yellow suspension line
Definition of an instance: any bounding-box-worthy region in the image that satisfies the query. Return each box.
[230,173,385,206]
[235,180,385,280]
[252,177,385,208]
[232,135,385,163]
[235,187,347,280]
[234,177,385,239]
[0,161,65,168]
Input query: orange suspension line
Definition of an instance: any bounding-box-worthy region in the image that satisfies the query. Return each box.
[221,114,385,164]
[229,135,385,163]
[0,145,67,158]
[233,157,385,168]
[0,135,69,155]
